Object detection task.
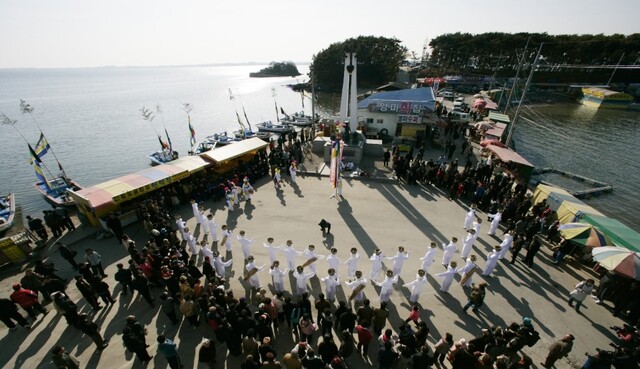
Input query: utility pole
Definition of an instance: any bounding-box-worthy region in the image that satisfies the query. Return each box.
[606,52,625,86]
[504,43,543,148]
[504,37,530,113]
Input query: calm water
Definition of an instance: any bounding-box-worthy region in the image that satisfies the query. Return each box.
[0,65,317,220]
[1,67,639,231]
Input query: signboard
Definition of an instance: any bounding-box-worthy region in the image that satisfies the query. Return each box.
[397,114,421,124]
[368,102,430,114]
[112,177,175,204]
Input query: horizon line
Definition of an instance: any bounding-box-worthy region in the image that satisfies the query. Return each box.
[0,61,313,71]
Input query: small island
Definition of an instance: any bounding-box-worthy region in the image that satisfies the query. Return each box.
[250,61,300,77]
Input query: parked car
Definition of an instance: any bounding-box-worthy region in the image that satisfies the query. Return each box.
[450,111,471,123]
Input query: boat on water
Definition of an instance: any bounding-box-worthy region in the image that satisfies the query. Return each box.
[35,176,82,207]
[232,129,273,141]
[205,132,243,146]
[580,87,633,109]
[255,120,294,134]
[148,149,179,166]
[0,193,16,233]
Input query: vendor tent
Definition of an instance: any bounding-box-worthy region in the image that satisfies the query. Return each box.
[200,137,268,164]
[485,145,535,182]
[556,198,603,224]
[532,184,572,205]
[580,214,640,253]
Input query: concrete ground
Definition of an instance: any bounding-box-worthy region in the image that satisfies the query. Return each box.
[0,146,623,369]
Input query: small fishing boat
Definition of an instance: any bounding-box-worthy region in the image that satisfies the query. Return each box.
[255,120,294,134]
[189,141,216,155]
[34,176,82,207]
[148,149,179,166]
[0,193,16,233]
[206,132,242,146]
[232,129,273,141]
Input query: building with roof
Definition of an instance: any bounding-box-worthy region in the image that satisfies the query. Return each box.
[357,87,436,138]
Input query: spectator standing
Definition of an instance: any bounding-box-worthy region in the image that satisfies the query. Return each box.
[157,334,183,369]
[0,298,31,330]
[84,248,106,278]
[198,338,216,369]
[10,283,47,319]
[51,346,79,369]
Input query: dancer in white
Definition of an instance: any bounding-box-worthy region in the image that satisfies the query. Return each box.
[237,230,255,260]
[435,261,458,293]
[269,260,287,293]
[197,205,207,228]
[472,220,482,241]
[292,266,315,295]
[263,237,281,264]
[463,205,477,230]
[344,247,360,279]
[206,214,218,244]
[326,248,341,272]
[241,177,254,202]
[487,210,503,236]
[387,246,409,276]
[420,242,438,273]
[302,244,323,274]
[175,215,187,241]
[369,248,384,282]
[212,251,233,278]
[498,230,515,259]
[282,240,302,271]
[201,243,214,265]
[190,199,200,220]
[289,161,298,184]
[403,269,428,303]
[458,255,478,287]
[220,225,232,252]
[482,246,501,276]
[373,270,398,302]
[321,268,340,302]
[184,227,198,256]
[231,184,240,206]
[244,255,264,290]
[442,237,458,267]
[460,230,476,259]
[346,271,367,302]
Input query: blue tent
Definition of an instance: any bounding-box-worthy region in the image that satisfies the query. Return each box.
[357,88,435,114]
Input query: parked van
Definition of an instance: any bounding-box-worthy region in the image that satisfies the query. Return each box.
[438,91,454,100]
[450,111,471,123]
[452,101,465,111]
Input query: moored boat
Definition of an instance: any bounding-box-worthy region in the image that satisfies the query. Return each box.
[34,176,81,207]
[580,87,633,109]
[232,129,273,141]
[148,149,179,166]
[255,120,294,134]
[0,193,16,233]
[206,132,242,146]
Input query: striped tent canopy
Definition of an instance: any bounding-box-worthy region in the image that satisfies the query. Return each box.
[558,222,612,247]
[592,246,640,280]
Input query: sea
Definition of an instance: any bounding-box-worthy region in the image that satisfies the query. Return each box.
[0,65,639,231]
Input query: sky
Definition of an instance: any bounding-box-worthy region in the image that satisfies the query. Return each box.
[1,0,639,68]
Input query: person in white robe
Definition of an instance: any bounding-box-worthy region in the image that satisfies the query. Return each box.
[344,248,360,279]
[212,251,233,278]
[387,246,409,276]
[175,215,187,241]
[184,227,198,256]
[420,243,438,273]
[190,199,200,220]
[269,260,287,293]
[241,177,254,201]
[325,248,341,272]
[373,270,398,302]
[197,205,207,228]
[206,214,218,244]
[321,268,340,302]
[472,220,482,242]
[292,266,315,295]
[463,205,477,230]
[345,271,368,302]
[498,231,515,259]
[403,269,428,303]
[487,211,503,236]
[302,245,323,274]
[244,255,264,289]
[442,238,458,266]
[458,255,478,287]
[460,230,476,259]
[435,261,458,293]
[201,244,214,266]
[220,225,233,252]
[237,230,255,260]
[482,246,501,276]
[282,240,302,271]
[369,249,384,282]
[231,184,240,206]
[289,162,298,184]
[263,237,282,264]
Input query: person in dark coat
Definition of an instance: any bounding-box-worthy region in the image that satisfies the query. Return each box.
[57,242,79,269]
[26,215,48,240]
[106,213,123,244]
[52,291,81,327]
[378,341,399,369]
[122,315,152,363]
[92,279,117,305]
[198,338,216,368]
[114,263,134,296]
[0,298,31,330]
[34,259,65,281]
[51,345,79,369]
[132,272,155,307]
[78,313,108,350]
[74,275,102,311]
[524,236,542,268]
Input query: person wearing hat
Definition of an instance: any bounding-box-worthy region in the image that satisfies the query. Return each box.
[321,268,340,302]
[10,282,48,318]
[269,261,287,293]
[244,255,265,290]
[458,255,478,287]
[487,209,503,236]
[460,229,476,259]
[293,266,316,296]
[78,313,109,350]
[174,214,187,241]
[498,230,515,260]
[325,247,341,272]
[482,246,501,276]
[463,205,477,230]
[263,237,282,264]
[403,269,428,303]
[346,271,368,302]
[237,230,255,261]
[387,246,409,276]
[302,244,322,274]
[373,270,398,302]
[369,248,384,282]
[220,224,233,252]
[51,345,79,369]
[435,261,458,293]
[344,247,361,279]
[212,250,233,279]
[472,219,483,241]
[542,334,574,368]
[420,242,438,274]
[206,213,219,245]
[441,237,458,267]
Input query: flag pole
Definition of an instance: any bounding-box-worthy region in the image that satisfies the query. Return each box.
[20,100,68,177]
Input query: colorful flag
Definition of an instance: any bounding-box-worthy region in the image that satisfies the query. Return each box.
[158,134,169,150]
[164,128,173,153]
[33,161,50,190]
[28,143,41,163]
[242,106,251,130]
[188,115,196,146]
[34,132,50,158]
[329,140,343,189]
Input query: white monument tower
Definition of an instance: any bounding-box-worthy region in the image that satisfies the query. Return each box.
[339,53,358,132]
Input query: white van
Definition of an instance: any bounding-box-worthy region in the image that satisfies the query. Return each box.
[452,101,464,111]
[450,111,471,123]
[438,91,454,99]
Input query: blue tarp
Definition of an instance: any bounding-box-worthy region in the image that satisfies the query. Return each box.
[357,88,436,114]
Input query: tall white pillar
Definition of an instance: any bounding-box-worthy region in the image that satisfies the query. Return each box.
[339,54,350,125]
[348,54,358,131]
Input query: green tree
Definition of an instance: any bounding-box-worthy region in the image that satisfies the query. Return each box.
[310,36,407,91]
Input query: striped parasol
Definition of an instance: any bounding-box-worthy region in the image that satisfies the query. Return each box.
[558,223,612,247]
[592,246,640,280]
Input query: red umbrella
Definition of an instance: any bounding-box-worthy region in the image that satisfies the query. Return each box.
[472,100,487,109]
[480,139,506,148]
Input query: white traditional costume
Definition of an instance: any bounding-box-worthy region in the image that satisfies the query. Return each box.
[206,216,219,243]
[326,253,341,272]
[435,264,458,292]
[263,241,282,263]
[403,273,428,303]
[245,260,264,288]
[460,232,476,259]
[191,200,199,220]
[321,273,340,301]
[472,221,482,241]
[237,233,255,260]
[185,230,198,256]
[175,216,187,241]
[303,247,323,274]
[487,212,502,235]
[457,257,477,287]
[373,273,398,302]
[344,252,360,279]
[387,249,409,275]
[369,251,384,281]
[269,265,287,292]
[464,207,476,230]
[201,245,214,266]
[345,275,368,302]
[289,163,297,184]
[293,268,315,295]
[213,255,233,278]
[221,228,233,251]
[498,234,514,259]
[420,247,437,273]
[482,249,501,276]
[282,244,302,271]
[442,240,458,266]
[241,179,254,201]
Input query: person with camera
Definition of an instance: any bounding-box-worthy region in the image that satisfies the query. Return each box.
[542,334,574,368]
